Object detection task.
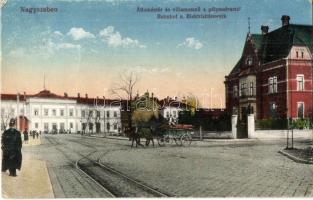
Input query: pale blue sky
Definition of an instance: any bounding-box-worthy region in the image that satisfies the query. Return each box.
[1,0,312,107]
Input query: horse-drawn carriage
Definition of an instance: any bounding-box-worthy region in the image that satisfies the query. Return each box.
[126,122,194,147]
[157,124,193,146]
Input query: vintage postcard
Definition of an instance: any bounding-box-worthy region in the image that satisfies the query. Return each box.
[1,0,313,198]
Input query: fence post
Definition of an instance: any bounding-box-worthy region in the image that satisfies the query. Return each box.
[232,115,238,139]
[199,126,203,141]
[247,114,255,138]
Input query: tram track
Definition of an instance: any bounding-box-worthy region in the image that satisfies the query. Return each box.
[45,135,172,197]
[77,157,171,197]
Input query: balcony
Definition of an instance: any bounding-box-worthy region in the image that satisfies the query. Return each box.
[239,90,256,102]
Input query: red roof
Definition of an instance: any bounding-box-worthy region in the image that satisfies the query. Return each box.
[1,90,189,109]
[0,90,125,106]
[0,94,28,101]
[33,90,64,99]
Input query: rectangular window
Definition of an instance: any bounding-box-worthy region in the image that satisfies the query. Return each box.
[70,122,73,129]
[301,52,304,58]
[233,86,238,98]
[166,111,170,118]
[106,123,110,131]
[297,102,304,119]
[268,76,277,94]
[296,51,299,58]
[52,123,57,131]
[114,111,117,117]
[89,110,93,117]
[273,77,277,93]
[97,111,100,117]
[35,123,38,129]
[69,109,73,117]
[34,109,39,116]
[44,123,49,131]
[52,109,56,116]
[269,102,277,118]
[114,124,117,130]
[44,109,49,116]
[246,56,252,66]
[297,75,304,91]
[240,83,247,97]
[81,110,85,118]
[249,82,254,96]
[106,111,110,118]
[60,109,64,116]
[268,77,273,94]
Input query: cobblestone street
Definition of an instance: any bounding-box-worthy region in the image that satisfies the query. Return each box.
[19,135,313,197]
[99,138,313,197]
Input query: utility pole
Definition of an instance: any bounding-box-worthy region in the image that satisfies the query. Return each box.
[199,125,203,141]
[16,93,20,131]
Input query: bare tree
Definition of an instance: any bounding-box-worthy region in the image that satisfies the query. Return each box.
[110,71,139,129]
[1,109,14,131]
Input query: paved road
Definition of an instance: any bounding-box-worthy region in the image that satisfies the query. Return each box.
[24,135,128,198]
[29,134,313,197]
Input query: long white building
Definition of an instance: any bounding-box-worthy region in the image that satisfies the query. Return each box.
[1,90,189,135]
[0,89,122,135]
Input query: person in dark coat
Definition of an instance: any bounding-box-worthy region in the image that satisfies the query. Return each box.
[23,128,29,144]
[1,119,22,177]
[35,131,39,139]
[32,131,35,139]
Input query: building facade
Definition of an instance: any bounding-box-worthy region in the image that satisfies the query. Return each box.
[1,89,189,133]
[1,89,122,134]
[225,15,313,120]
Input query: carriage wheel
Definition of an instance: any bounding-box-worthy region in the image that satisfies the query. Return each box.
[174,137,182,146]
[157,137,165,146]
[165,135,173,145]
[181,134,192,146]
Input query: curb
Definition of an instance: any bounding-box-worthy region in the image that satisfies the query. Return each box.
[82,135,129,141]
[279,149,313,164]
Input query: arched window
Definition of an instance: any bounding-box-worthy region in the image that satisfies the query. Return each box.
[246,56,252,66]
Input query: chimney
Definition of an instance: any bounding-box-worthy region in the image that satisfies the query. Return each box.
[64,92,68,97]
[261,25,269,35]
[23,92,26,98]
[281,15,290,26]
[77,93,80,98]
[85,93,88,99]
[151,92,154,99]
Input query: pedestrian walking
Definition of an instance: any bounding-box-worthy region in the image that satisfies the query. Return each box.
[32,131,35,139]
[23,128,29,144]
[1,119,22,177]
[36,131,39,139]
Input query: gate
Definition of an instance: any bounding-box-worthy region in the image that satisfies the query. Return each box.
[237,107,249,138]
